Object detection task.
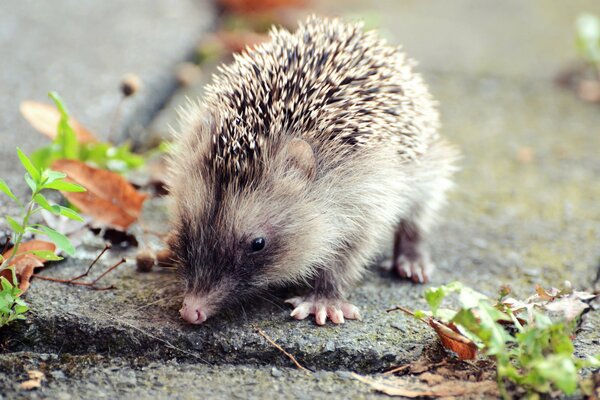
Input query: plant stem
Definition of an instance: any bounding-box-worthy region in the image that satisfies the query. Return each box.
[1,196,37,270]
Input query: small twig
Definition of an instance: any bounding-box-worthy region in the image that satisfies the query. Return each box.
[33,256,126,290]
[386,305,417,316]
[33,275,115,291]
[69,243,111,282]
[90,258,126,286]
[383,364,411,376]
[255,327,310,373]
[33,275,95,286]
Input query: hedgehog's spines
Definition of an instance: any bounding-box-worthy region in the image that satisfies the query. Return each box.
[182,16,439,188]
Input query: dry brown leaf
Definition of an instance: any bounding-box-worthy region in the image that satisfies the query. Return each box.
[51,159,147,230]
[1,240,57,293]
[352,373,498,398]
[218,0,304,13]
[428,318,478,360]
[535,284,559,300]
[20,101,97,143]
[19,370,45,390]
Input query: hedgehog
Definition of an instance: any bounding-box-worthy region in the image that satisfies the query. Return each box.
[167,16,458,326]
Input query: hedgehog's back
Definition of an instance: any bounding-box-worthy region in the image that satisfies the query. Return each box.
[203,16,439,184]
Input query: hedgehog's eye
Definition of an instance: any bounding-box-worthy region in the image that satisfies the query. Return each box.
[250,237,266,252]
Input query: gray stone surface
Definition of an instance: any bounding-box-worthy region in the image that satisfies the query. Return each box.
[2,0,600,399]
[0,353,377,400]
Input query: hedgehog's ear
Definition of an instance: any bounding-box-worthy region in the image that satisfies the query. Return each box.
[284,138,316,180]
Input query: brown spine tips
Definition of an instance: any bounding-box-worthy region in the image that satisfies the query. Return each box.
[285,138,316,180]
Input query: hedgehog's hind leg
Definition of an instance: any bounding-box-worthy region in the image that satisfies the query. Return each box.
[392,219,434,283]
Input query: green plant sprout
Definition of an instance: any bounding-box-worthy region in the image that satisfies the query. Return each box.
[30,92,145,173]
[0,148,86,327]
[412,282,599,399]
[0,268,28,328]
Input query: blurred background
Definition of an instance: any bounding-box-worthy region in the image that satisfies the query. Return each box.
[2,0,600,288]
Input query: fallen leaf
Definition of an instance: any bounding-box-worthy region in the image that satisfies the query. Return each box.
[51,160,147,230]
[544,296,590,321]
[20,101,97,143]
[218,0,304,13]
[535,284,560,301]
[352,373,498,398]
[428,318,478,360]
[1,240,57,292]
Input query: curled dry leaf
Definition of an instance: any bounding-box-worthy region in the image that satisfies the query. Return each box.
[1,240,57,293]
[51,159,147,230]
[509,283,597,323]
[428,318,478,360]
[19,101,97,143]
[352,373,498,398]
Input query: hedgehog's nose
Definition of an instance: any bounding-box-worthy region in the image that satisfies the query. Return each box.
[180,295,208,325]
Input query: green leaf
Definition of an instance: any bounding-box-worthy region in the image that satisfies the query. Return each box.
[35,195,84,222]
[43,180,86,193]
[0,277,13,291]
[23,173,37,194]
[14,305,28,314]
[0,179,19,203]
[30,146,55,170]
[457,286,489,309]
[29,250,63,261]
[17,148,41,183]
[424,281,462,316]
[43,170,67,184]
[48,92,69,115]
[533,354,578,394]
[49,92,79,159]
[35,225,75,256]
[33,193,60,214]
[57,206,84,222]
[5,216,24,234]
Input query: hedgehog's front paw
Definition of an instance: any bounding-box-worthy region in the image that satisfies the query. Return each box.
[394,252,434,284]
[285,295,361,326]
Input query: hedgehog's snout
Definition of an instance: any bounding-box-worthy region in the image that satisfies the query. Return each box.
[180,293,212,325]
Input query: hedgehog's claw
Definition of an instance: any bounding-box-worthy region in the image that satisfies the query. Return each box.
[395,254,434,284]
[285,296,361,325]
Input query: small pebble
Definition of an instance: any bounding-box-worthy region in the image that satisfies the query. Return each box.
[136,250,155,272]
[50,370,66,380]
[271,367,283,377]
[325,340,335,352]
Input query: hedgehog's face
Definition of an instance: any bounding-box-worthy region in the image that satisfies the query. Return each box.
[171,138,324,325]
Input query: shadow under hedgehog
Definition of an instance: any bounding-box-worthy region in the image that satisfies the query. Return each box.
[166,16,458,326]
